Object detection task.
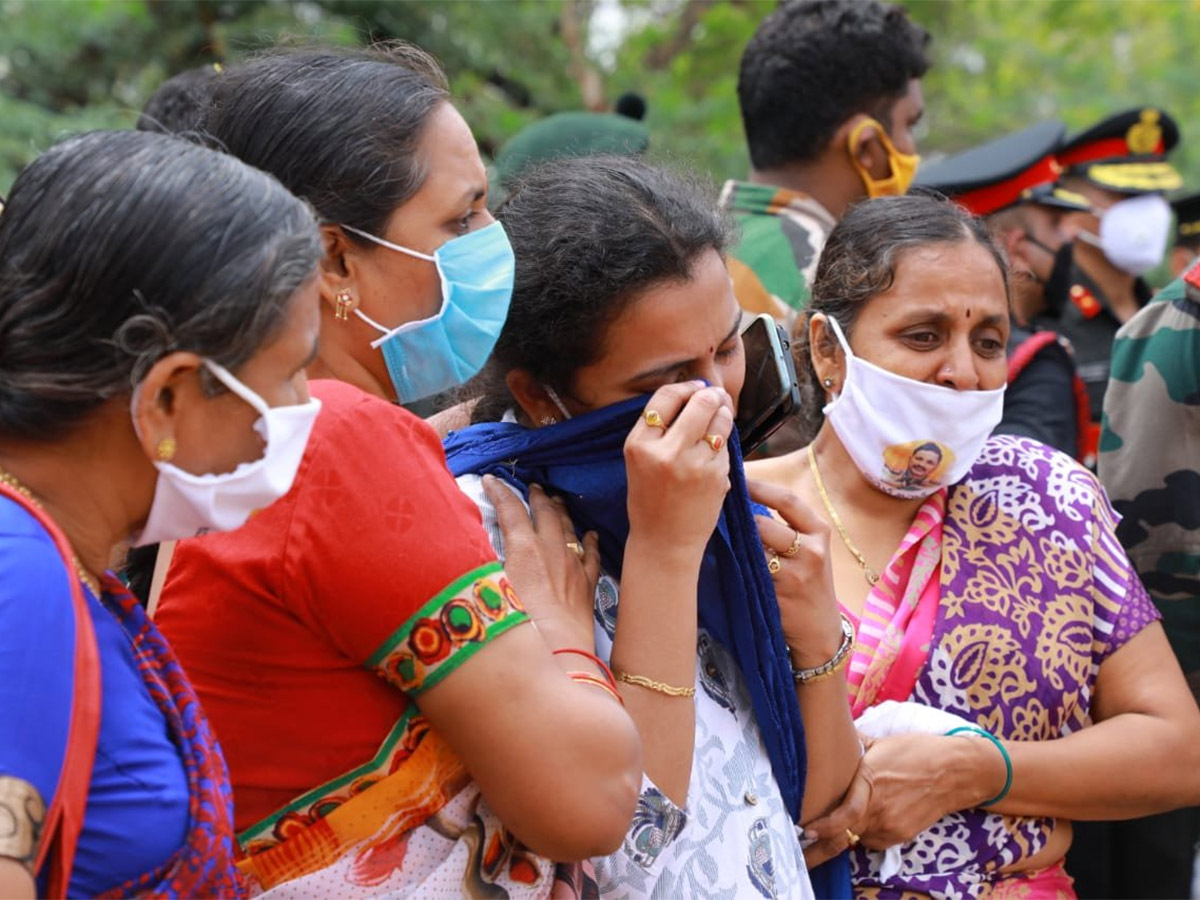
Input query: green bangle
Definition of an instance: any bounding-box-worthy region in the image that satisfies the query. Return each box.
[946,726,1013,807]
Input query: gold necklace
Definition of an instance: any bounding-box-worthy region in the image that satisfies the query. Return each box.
[0,465,102,596]
[807,444,879,587]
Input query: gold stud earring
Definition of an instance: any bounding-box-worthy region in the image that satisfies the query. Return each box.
[334,289,353,321]
[155,437,177,461]
[823,377,834,388]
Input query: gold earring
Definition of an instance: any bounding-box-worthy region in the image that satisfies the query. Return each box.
[334,289,353,321]
[155,437,177,461]
[823,377,834,388]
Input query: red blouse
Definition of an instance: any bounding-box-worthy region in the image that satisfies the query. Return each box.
[155,380,523,833]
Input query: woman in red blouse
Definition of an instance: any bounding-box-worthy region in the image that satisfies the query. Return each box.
[154,44,641,897]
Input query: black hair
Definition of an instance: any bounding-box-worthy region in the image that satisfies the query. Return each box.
[793,192,1009,443]
[0,130,321,442]
[199,42,449,237]
[737,0,931,169]
[913,442,943,460]
[471,155,732,423]
[137,63,223,136]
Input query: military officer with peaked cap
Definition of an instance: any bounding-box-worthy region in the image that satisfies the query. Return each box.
[917,119,1092,463]
[1043,107,1182,433]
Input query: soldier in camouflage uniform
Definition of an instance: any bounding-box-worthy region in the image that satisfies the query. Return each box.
[1101,260,1200,696]
[723,0,930,322]
[1076,260,1200,899]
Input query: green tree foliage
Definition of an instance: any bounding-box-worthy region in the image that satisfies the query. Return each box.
[1,0,1198,199]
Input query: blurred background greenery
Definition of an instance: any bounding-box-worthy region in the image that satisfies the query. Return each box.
[2,0,1199,199]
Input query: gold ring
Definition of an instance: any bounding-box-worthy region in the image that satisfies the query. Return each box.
[845,828,860,846]
[643,409,666,430]
[704,433,724,453]
[782,530,803,558]
[767,554,781,575]
[565,541,585,560]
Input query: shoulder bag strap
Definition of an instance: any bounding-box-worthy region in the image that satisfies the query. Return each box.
[0,484,101,898]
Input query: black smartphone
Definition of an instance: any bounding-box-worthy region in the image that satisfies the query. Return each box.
[735,313,801,456]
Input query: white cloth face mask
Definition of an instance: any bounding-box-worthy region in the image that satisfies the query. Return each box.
[131,360,322,546]
[1078,193,1171,276]
[821,316,1005,499]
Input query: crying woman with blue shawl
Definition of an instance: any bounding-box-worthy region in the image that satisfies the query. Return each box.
[444,157,859,899]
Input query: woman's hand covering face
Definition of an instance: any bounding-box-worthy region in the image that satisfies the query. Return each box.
[623,381,735,558]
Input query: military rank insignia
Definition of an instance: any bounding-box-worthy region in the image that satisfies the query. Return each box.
[1069,284,1102,319]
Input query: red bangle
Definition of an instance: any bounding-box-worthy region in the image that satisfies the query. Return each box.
[553,648,617,688]
[569,672,625,706]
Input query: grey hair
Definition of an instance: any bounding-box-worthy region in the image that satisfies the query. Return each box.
[0,130,321,441]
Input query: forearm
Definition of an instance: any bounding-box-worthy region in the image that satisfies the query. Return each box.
[796,670,859,823]
[988,712,1200,820]
[609,532,702,805]
[423,624,643,860]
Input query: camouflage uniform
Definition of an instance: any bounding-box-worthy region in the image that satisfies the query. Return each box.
[719,180,837,320]
[1099,262,1200,682]
[1090,260,1200,900]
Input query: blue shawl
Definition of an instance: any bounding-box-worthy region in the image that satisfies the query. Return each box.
[443,395,850,897]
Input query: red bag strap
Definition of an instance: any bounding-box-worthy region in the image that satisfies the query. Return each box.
[1007,331,1093,465]
[1005,330,1060,384]
[0,483,101,898]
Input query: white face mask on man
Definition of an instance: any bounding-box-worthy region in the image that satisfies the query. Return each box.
[821,316,1005,499]
[1077,193,1172,276]
[130,360,322,546]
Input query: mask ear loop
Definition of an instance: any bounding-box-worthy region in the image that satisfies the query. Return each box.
[203,359,271,417]
[543,385,573,421]
[822,314,854,357]
[341,224,451,348]
[847,117,900,188]
[341,224,436,262]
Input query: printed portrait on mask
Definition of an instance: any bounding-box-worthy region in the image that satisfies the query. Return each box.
[881,440,954,493]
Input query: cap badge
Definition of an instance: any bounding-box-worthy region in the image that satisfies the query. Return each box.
[1127,109,1162,155]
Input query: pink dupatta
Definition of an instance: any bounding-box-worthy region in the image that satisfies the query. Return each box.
[843,490,945,715]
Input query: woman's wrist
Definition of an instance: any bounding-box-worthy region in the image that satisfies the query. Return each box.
[624,529,707,573]
[786,611,850,670]
[947,731,1011,811]
[533,618,596,656]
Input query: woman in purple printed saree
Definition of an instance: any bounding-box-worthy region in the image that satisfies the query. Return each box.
[750,194,1200,899]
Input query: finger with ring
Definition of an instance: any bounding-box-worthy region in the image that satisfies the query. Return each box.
[703,433,725,453]
[565,541,585,560]
[782,530,803,558]
[845,828,860,846]
[643,409,666,430]
[767,553,782,575]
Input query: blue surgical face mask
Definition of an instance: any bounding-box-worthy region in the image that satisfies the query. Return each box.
[344,220,515,403]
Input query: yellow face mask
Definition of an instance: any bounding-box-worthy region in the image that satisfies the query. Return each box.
[847,117,920,198]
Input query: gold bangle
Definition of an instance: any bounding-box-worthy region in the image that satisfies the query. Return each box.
[614,670,696,698]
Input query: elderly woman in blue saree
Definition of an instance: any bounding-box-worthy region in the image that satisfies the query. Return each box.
[444,157,860,898]
[0,130,326,897]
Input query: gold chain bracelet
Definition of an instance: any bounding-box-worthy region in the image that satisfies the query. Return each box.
[614,671,696,698]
